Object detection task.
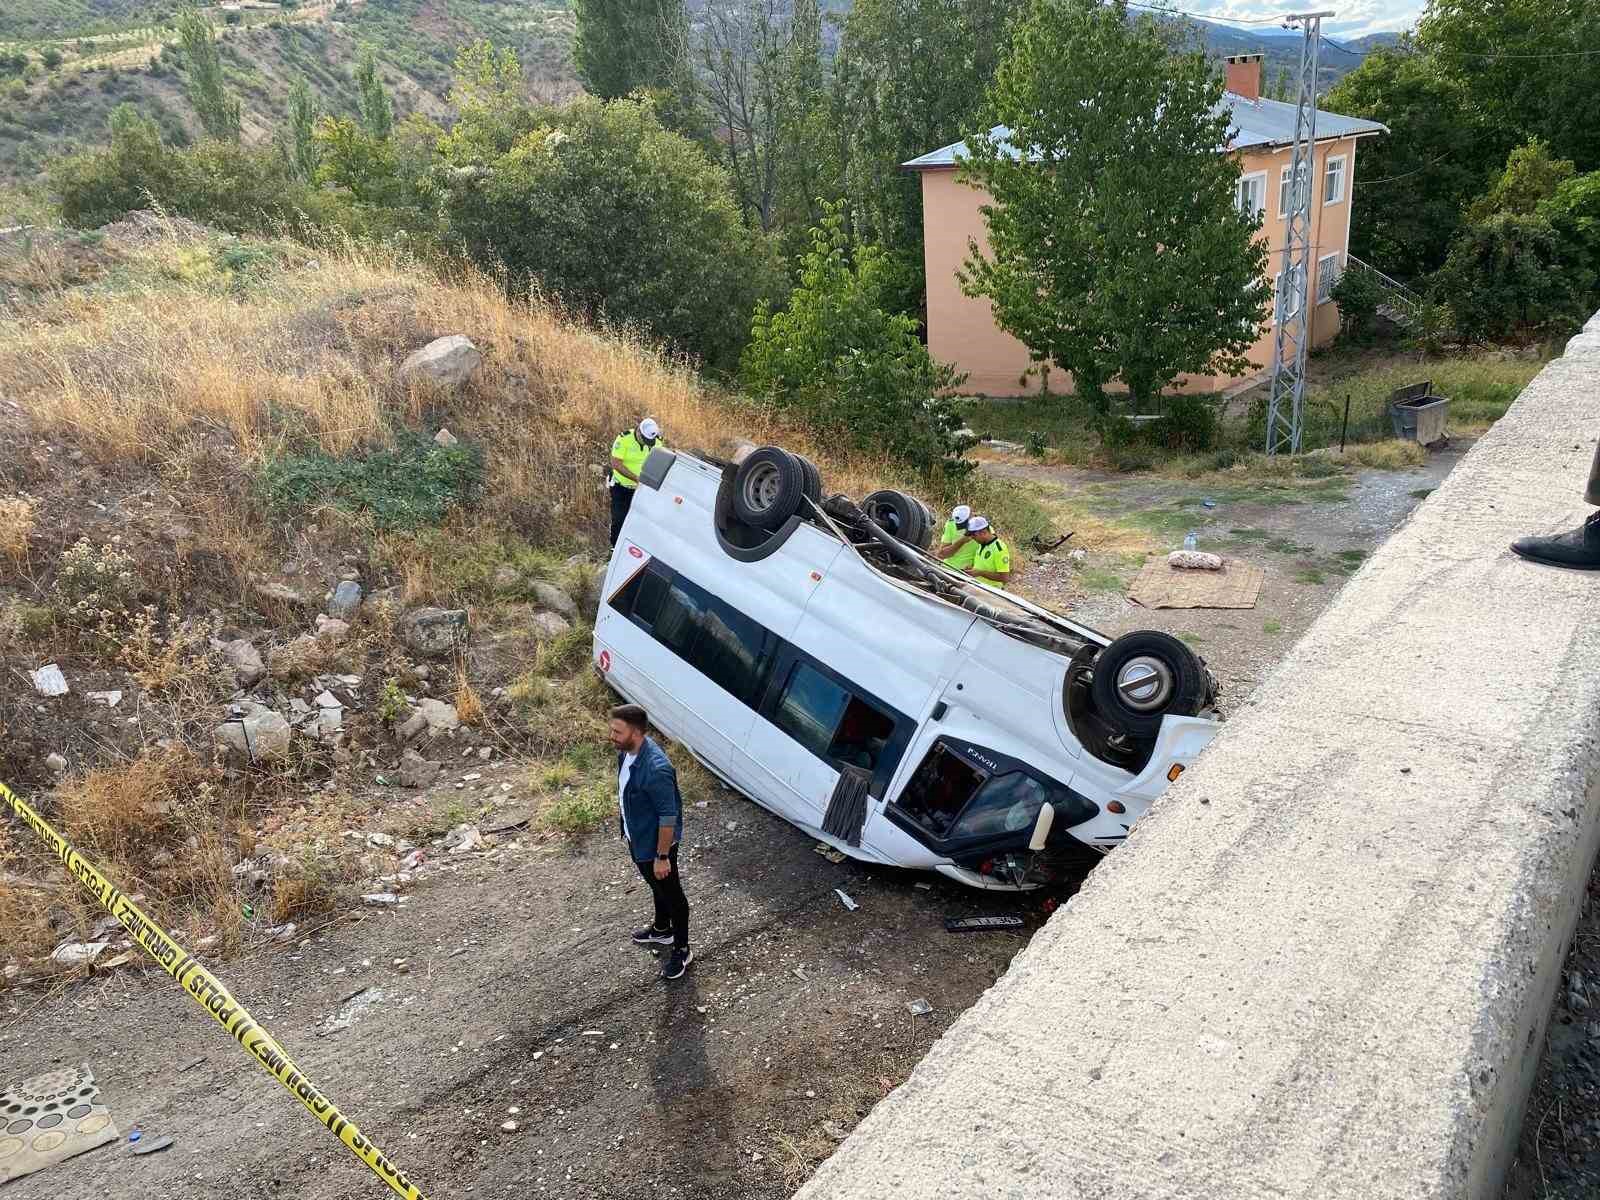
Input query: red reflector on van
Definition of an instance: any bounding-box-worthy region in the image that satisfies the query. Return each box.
[1168,764,1185,782]
[809,571,822,582]
[979,858,993,875]
[1107,801,1126,814]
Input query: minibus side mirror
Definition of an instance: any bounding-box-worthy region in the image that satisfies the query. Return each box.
[1029,802,1055,852]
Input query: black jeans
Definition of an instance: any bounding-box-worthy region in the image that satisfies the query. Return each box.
[1588,442,1600,506]
[635,844,689,949]
[609,485,634,547]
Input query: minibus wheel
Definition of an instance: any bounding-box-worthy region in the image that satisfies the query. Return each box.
[794,453,823,505]
[732,447,807,529]
[1088,630,1210,740]
[862,489,932,549]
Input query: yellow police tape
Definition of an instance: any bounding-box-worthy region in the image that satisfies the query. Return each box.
[0,779,428,1200]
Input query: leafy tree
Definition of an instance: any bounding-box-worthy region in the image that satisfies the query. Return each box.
[1468,138,1576,221]
[283,77,321,182]
[742,208,969,472]
[959,0,1267,412]
[1541,171,1600,269]
[314,117,400,204]
[355,47,394,141]
[572,0,687,100]
[835,0,1020,312]
[440,94,774,373]
[1432,212,1592,344]
[1324,45,1494,281]
[40,48,64,70]
[175,7,240,142]
[1420,0,1600,172]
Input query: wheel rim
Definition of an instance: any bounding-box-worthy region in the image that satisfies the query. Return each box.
[1115,655,1174,712]
[868,501,901,534]
[741,462,781,513]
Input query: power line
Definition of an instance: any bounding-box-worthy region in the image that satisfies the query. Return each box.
[1354,151,1453,186]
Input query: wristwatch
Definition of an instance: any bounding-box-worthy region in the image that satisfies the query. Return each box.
[655,854,669,863]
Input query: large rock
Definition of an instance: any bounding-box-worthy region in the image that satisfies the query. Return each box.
[399,607,468,658]
[531,611,573,640]
[399,335,481,390]
[221,639,267,688]
[328,580,363,618]
[215,704,292,765]
[314,615,351,645]
[416,697,461,732]
[531,582,577,618]
[399,749,442,789]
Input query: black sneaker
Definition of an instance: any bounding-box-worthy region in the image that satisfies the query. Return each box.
[1511,511,1600,570]
[662,946,693,980]
[632,925,674,946]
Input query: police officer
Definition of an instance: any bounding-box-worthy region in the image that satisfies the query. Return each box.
[608,418,663,547]
[964,516,1012,590]
[936,504,980,572]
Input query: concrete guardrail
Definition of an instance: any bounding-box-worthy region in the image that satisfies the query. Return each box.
[796,307,1600,1200]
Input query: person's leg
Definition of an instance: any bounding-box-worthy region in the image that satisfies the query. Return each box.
[633,855,673,936]
[661,844,690,950]
[609,486,633,547]
[1511,441,1600,569]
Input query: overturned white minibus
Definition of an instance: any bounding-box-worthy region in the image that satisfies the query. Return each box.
[594,445,1219,890]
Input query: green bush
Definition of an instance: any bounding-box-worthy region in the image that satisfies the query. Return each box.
[743,209,971,474]
[1329,266,1385,344]
[440,84,773,374]
[1431,212,1592,344]
[40,49,63,70]
[1147,396,1218,452]
[258,432,485,531]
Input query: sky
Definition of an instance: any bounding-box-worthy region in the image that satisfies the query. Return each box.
[1174,2,1425,40]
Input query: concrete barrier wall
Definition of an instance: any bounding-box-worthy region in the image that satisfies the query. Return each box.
[797,311,1600,1200]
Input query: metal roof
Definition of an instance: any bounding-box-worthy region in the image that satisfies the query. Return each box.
[901,92,1387,169]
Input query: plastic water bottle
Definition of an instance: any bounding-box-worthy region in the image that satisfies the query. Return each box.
[1183,530,1198,552]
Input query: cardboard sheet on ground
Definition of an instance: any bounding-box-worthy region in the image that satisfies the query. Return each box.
[1127,558,1264,609]
[0,1064,119,1184]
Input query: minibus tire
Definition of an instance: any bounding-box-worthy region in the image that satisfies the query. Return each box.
[795,453,823,505]
[1088,631,1209,740]
[863,489,930,548]
[732,447,807,529]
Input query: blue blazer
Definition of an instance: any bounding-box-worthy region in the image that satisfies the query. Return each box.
[618,737,684,863]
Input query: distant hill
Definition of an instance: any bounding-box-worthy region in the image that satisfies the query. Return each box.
[1175,16,1405,95]
[0,1,575,189]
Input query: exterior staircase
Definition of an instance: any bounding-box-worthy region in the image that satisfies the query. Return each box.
[1345,254,1423,327]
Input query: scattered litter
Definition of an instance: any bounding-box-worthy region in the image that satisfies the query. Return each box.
[360,893,405,908]
[401,849,426,870]
[127,1128,141,1144]
[581,1030,605,1038]
[130,1134,173,1156]
[812,842,846,864]
[98,950,136,970]
[1201,498,1217,508]
[944,915,1025,933]
[51,941,109,967]
[87,690,123,708]
[45,752,68,773]
[906,998,932,1017]
[31,664,68,697]
[834,888,859,912]
[500,1120,519,1133]
[482,811,532,837]
[913,882,932,891]
[793,967,809,983]
[0,1064,119,1182]
[320,986,386,1036]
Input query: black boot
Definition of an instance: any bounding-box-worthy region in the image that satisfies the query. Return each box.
[1511,512,1600,570]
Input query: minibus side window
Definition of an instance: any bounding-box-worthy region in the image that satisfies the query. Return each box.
[772,662,899,777]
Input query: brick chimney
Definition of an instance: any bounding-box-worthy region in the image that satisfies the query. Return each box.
[1225,53,1264,102]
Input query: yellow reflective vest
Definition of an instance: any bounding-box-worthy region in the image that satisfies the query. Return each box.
[610,429,662,490]
[940,519,979,571]
[973,537,1011,589]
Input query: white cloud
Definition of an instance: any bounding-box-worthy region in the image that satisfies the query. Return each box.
[1166,1,1423,39]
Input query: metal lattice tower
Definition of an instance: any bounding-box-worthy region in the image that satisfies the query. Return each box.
[1264,12,1331,457]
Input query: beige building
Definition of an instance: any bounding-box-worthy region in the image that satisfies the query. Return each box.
[904,55,1387,398]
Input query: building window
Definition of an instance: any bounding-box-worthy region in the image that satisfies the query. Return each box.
[1323,155,1346,205]
[1278,160,1310,217]
[1316,253,1342,305]
[1236,172,1266,219]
